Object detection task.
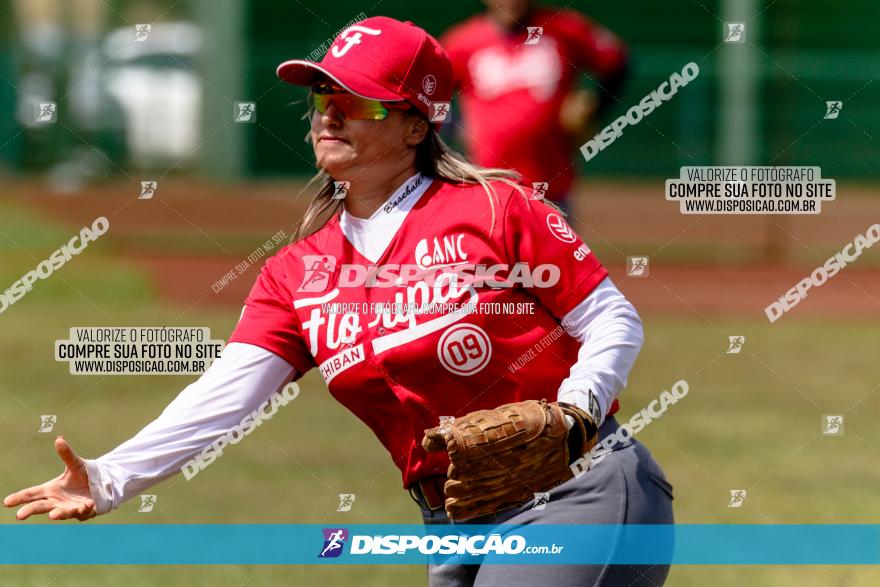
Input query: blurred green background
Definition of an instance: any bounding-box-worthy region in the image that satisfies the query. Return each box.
[1,0,880,179]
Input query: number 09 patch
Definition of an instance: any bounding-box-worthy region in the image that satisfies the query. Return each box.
[437,324,492,376]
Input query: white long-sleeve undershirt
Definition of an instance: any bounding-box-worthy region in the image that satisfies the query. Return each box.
[84,342,295,514]
[557,276,644,424]
[84,277,642,514]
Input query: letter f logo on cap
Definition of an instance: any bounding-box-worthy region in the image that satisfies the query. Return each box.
[331,25,382,58]
[276,16,452,123]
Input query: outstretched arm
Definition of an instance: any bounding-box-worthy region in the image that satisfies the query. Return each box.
[4,342,296,520]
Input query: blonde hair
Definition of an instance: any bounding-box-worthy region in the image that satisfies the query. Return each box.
[292,116,527,242]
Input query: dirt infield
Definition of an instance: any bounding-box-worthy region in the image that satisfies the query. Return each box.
[7,178,880,317]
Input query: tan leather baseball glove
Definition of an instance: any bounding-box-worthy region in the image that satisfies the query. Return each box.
[422,399,598,521]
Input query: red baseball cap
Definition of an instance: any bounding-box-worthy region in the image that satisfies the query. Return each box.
[277,16,452,123]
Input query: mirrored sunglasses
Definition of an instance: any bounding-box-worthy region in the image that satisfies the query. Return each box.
[310,81,411,120]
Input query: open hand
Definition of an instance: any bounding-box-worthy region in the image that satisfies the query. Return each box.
[3,436,97,521]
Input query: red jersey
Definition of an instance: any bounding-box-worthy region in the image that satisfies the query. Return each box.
[229,178,609,487]
[441,8,627,201]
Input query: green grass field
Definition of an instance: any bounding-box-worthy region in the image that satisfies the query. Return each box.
[1,197,878,586]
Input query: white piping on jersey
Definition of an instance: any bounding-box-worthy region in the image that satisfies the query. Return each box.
[339,173,433,263]
[292,288,339,310]
[370,290,478,355]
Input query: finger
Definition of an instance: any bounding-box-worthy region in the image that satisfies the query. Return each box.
[48,505,83,521]
[16,499,56,520]
[4,485,46,507]
[73,500,96,522]
[55,436,83,471]
[49,500,96,521]
[74,508,97,522]
[443,478,469,499]
[422,427,447,452]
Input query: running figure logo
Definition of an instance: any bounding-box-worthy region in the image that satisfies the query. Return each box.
[38,415,57,433]
[532,492,550,510]
[728,489,746,508]
[724,23,745,43]
[234,102,256,123]
[726,336,745,354]
[339,332,356,350]
[332,181,349,200]
[134,24,151,42]
[35,102,57,123]
[438,416,456,435]
[824,101,843,119]
[138,495,157,513]
[139,181,157,199]
[626,256,649,277]
[531,182,549,200]
[318,528,349,558]
[337,494,356,512]
[298,255,337,293]
[525,27,543,45]
[822,415,844,436]
[431,102,451,123]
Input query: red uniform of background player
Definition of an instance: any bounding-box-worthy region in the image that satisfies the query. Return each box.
[441,0,629,207]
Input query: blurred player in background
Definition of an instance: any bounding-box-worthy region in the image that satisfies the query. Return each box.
[441,0,629,210]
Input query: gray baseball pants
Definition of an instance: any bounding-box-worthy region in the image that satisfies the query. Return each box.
[417,417,675,586]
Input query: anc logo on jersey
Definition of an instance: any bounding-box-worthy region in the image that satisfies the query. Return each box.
[414,234,468,269]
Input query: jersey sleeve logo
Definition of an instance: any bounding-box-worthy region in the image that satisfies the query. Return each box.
[546,213,577,243]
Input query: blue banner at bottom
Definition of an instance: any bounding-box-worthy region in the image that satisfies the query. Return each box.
[0,524,877,565]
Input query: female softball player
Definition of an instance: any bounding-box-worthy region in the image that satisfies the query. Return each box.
[4,16,673,586]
